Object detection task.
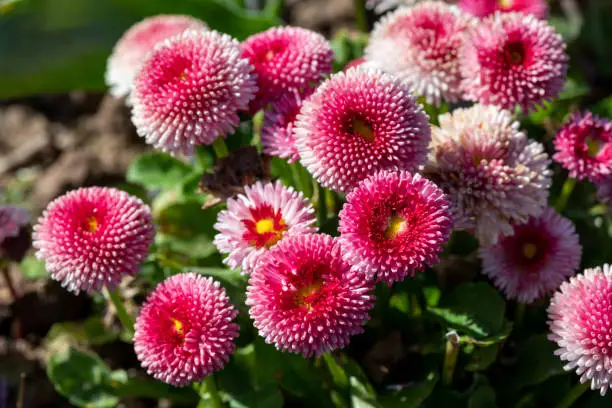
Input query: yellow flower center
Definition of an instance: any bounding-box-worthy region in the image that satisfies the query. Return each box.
[352,117,376,142]
[256,218,275,234]
[85,216,98,233]
[522,243,538,259]
[498,0,512,8]
[296,279,323,309]
[384,214,406,239]
[587,137,601,157]
[171,317,185,335]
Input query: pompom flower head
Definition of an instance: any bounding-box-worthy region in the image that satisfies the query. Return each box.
[366,2,474,106]
[339,170,452,284]
[458,0,548,19]
[214,181,317,274]
[33,187,154,293]
[553,111,612,182]
[480,208,581,303]
[246,234,375,357]
[461,12,567,112]
[0,205,29,246]
[105,15,208,99]
[134,273,239,386]
[131,30,257,156]
[548,264,612,396]
[261,91,310,163]
[424,104,551,246]
[294,68,430,193]
[241,27,334,112]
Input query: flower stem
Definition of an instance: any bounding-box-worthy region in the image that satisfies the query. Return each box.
[442,332,460,387]
[104,286,135,339]
[514,302,526,331]
[197,375,223,408]
[1,262,19,301]
[555,177,577,213]
[556,381,590,408]
[212,138,229,159]
[353,0,369,32]
[316,184,328,227]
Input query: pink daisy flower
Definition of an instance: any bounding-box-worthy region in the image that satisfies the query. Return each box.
[246,234,375,357]
[105,15,208,99]
[461,12,567,112]
[0,205,29,246]
[241,26,334,112]
[134,273,239,387]
[480,208,581,303]
[213,181,317,274]
[33,187,154,294]
[131,30,257,156]
[338,170,452,284]
[458,0,548,19]
[424,104,551,246]
[261,91,310,163]
[548,264,612,395]
[294,68,430,193]
[366,2,474,106]
[553,111,612,182]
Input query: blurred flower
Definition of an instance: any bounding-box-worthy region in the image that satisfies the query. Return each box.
[458,0,548,19]
[214,181,317,274]
[134,273,239,386]
[596,176,612,205]
[553,111,612,182]
[0,206,29,246]
[366,2,474,106]
[366,0,428,13]
[480,208,581,303]
[33,187,154,294]
[246,234,374,357]
[131,30,257,156]
[0,205,30,262]
[338,170,452,284]
[461,12,567,112]
[548,264,612,396]
[241,27,334,112]
[294,68,430,193]
[105,15,208,100]
[261,91,310,163]
[424,104,551,246]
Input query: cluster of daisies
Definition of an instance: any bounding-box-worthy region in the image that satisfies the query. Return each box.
[0,0,606,398]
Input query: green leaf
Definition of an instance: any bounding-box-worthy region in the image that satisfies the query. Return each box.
[19,256,47,280]
[46,346,119,408]
[468,386,497,408]
[156,198,218,259]
[127,152,193,190]
[426,282,506,339]
[379,372,438,408]
[0,0,280,99]
[465,345,499,372]
[512,334,565,389]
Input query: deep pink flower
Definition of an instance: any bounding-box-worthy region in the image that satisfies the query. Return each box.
[553,111,612,182]
[214,181,317,274]
[461,12,567,112]
[33,187,154,293]
[246,234,375,357]
[294,68,430,193]
[480,208,581,303]
[424,104,551,246]
[261,91,310,163]
[105,15,208,99]
[366,2,474,106]
[241,27,334,112]
[338,170,452,284]
[0,206,29,246]
[134,273,239,386]
[458,0,548,19]
[548,264,612,395]
[131,30,257,156]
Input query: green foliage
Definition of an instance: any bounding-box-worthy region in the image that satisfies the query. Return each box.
[126,152,193,190]
[0,0,281,99]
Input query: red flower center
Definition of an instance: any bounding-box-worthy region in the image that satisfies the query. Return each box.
[510,226,552,272]
[503,40,526,66]
[242,205,288,248]
[83,215,99,233]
